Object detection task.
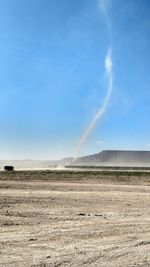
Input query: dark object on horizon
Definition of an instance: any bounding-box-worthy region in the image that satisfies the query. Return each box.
[4,166,14,171]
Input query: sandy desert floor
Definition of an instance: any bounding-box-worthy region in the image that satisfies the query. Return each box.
[0,170,150,267]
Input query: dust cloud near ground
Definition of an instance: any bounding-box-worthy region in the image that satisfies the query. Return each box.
[0,170,150,267]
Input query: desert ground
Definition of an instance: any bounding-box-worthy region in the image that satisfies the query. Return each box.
[0,170,150,267]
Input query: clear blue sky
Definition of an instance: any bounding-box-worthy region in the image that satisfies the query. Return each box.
[0,0,150,159]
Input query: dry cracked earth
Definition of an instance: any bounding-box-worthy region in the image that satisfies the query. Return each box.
[0,170,150,267]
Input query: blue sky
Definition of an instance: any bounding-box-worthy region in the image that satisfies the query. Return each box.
[0,0,150,159]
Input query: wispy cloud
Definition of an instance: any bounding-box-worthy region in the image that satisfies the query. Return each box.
[145,144,150,147]
[98,0,111,30]
[97,140,103,145]
[105,48,112,75]
[98,0,109,15]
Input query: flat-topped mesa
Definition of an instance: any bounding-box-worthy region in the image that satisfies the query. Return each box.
[74,150,150,166]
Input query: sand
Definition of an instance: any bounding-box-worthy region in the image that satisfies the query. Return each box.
[0,170,150,267]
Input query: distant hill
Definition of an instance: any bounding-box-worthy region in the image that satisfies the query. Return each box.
[1,150,150,169]
[73,150,150,166]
